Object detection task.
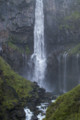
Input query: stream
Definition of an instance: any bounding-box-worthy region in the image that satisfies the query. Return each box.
[24,100,56,120]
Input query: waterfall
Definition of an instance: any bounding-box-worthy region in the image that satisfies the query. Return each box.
[76,54,80,84]
[63,53,67,93]
[31,0,46,88]
[58,55,62,93]
[24,108,33,120]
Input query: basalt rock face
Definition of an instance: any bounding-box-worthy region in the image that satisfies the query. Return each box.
[0,0,35,70]
[0,0,80,93]
[0,0,35,46]
[43,0,80,92]
[44,0,80,53]
[2,43,25,72]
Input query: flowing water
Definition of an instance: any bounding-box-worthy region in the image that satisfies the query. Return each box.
[58,55,62,93]
[76,54,80,84]
[24,108,33,120]
[63,53,67,93]
[0,44,2,51]
[31,0,46,88]
[24,100,56,120]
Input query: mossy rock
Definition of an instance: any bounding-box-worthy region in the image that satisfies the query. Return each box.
[59,11,80,31]
[6,40,31,55]
[0,56,33,119]
[68,43,80,55]
[44,85,80,120]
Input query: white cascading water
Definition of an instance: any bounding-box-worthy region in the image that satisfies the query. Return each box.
[76,54,80,84]
[24,108,33,120]
[58,55,62,93]
[63,53,67,93]
[31,0,46,88]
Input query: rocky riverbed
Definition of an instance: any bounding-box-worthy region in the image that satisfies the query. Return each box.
[24,99,56,120]
[23,82,57,120]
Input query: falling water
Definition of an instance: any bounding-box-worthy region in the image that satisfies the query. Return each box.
[58,55,62,93]
[76,54,80,84]
[63,53,67,93]
[24,108,33,120]
[31,0,46,88]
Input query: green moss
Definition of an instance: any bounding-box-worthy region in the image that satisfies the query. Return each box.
[0,56,33,99]
[7,40,31,55]
[8,41,19,50]
[59,11,80,31]
[7,41,24,54]
[25,45,30,55]
[44,85,80,120]
[68,43,80,55]
[59,24,74,30]
[8,36,20,44]
[64,11,80,21]
[77,0,80,4]
[0,56,33,118]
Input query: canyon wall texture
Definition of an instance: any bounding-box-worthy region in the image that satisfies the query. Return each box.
[0,0,80,92]
[0,0,35,71]
[44,0,80,92]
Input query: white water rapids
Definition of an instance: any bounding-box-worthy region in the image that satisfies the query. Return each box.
[24,108,33,120]
[24,100,56,120]
[31,0,46,88]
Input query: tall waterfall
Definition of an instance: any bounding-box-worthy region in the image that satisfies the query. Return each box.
[31,0,46,88]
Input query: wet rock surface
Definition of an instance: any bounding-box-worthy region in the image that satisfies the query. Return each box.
[0,0,35,72]
[9,107,25,120]
[0,0,35,50]
[0,0,80,93]
[7,82,57,120]
[25,82,57,119]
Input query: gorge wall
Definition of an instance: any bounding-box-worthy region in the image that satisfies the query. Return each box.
[44,0,80,48]
[0,0,35,45]
[0,0,80,93]
[0,0,35,71]
[43,0,80,92]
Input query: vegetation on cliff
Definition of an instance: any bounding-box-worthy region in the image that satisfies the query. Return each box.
[44,85,80,120]
[68,43,80,55]
[59,11,80,31]
[0,56,33,119]
[7,36,31,55]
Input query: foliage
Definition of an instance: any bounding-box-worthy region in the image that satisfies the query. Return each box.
[25,45,30,55]
[7,37,31,55]
[68,43,80,55]
[7,41,24,54]
[44,85,80,120]
[0,56,33,118]
[64,11,80,21]
[59,11,80,31]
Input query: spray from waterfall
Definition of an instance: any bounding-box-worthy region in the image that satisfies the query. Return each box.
[31,0,46,88]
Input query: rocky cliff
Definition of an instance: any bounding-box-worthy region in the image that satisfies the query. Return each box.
[0,0,35,45]
[0,0,80,93]
[0,0,35,71]
[0,56,33,120]
[0,56,53,120]
[43,0,80,92]
[44,0,80,50]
